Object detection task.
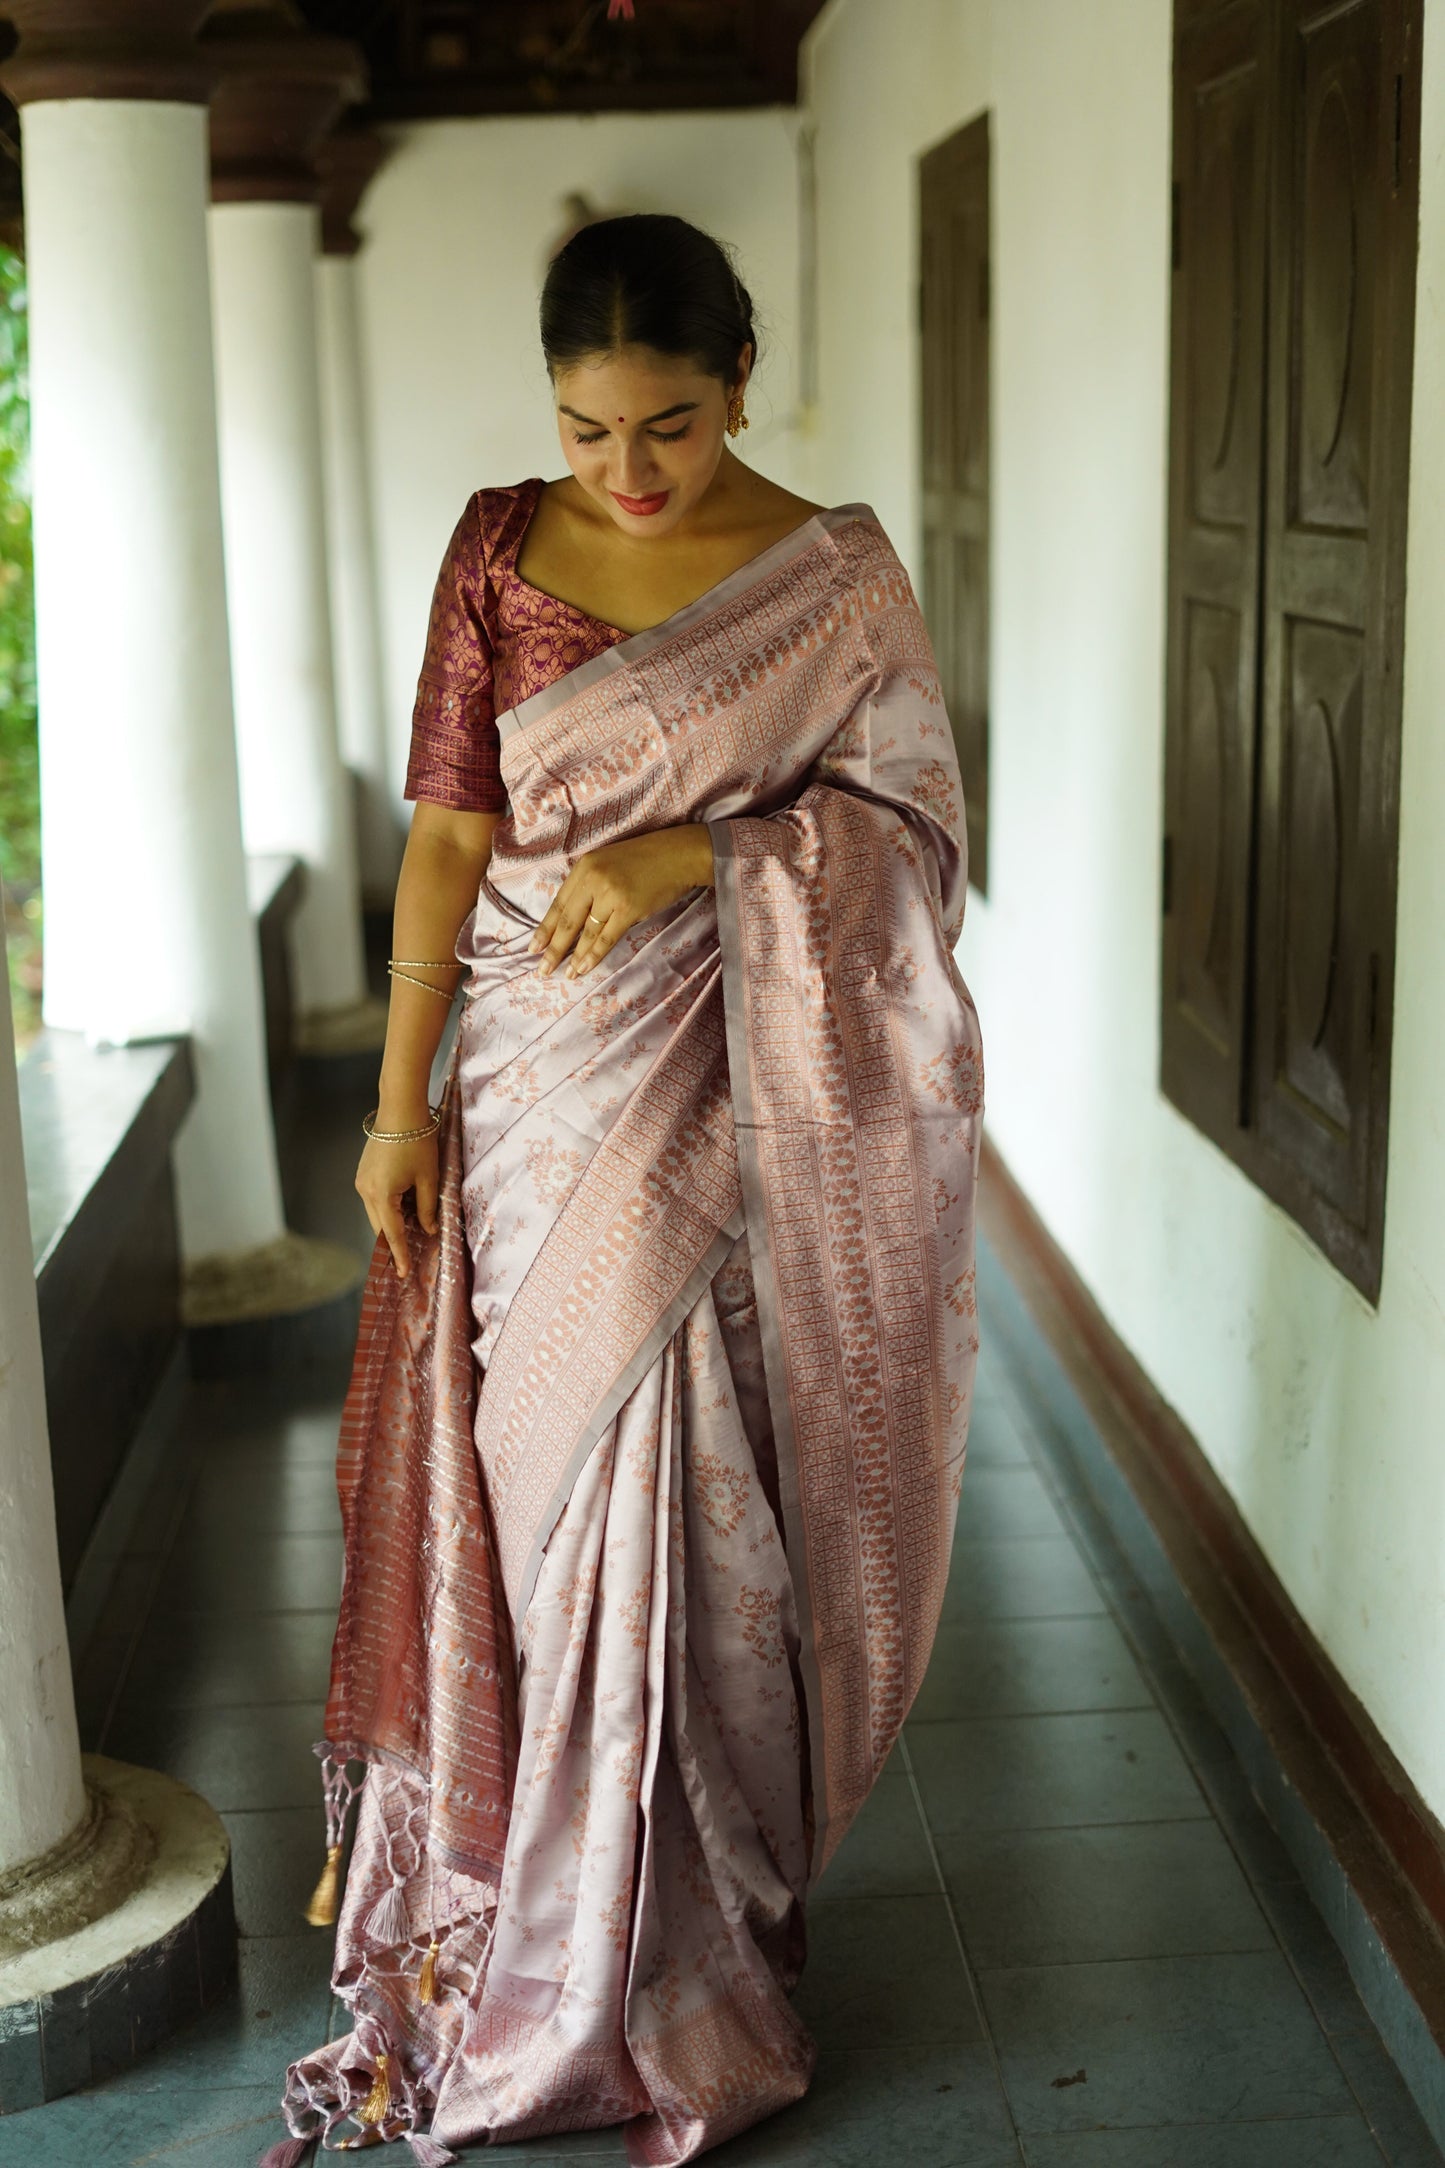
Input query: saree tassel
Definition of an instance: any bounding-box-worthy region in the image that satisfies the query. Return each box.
[355,2051,393,2127]
[306,1744,366,1928]
[256,2139,312,2168]
[303,1844,342,1928]
[418,1938,441,2004]
[408,2138,458,2167]
[363,1878,410,1948]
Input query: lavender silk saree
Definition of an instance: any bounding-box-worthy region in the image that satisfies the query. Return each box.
[281,506,984,2163]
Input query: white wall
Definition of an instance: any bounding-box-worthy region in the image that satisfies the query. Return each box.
[803,0,1445,1825]
[352,109,807,803]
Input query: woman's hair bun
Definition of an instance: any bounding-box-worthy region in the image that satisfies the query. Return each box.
[540,212,757,386]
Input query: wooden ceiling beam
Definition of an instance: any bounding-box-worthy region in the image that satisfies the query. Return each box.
[295,0,827,121]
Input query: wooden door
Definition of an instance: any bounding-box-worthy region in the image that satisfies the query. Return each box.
[920,114,991,893]
[1160,0,1418,1300]
[1160,0,1272,1144]
[1249,0,1418,1295]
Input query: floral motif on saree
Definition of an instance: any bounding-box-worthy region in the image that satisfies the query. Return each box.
[277,502,983,2165]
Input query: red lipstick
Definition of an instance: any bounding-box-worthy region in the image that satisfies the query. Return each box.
[611,489,670,517]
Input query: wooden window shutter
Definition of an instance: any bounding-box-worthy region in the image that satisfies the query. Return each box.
[920,113,991,894]
[1160,0,1272,1143]
[1161,0,1419,1301]
[1248,0,1418,1299]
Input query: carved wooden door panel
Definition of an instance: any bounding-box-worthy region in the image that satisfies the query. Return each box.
[1160,0,1271,1143]
[1250,0,1416,1295]
[1161,0,1418,1300]
[920,114,990,894]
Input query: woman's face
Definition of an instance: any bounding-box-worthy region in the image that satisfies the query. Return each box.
[552,342,750,539]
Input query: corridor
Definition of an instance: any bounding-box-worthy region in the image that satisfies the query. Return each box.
[2,1082,1438,2168]
[3,0,1445,2159]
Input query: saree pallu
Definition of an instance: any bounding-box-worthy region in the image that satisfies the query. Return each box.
[280,506,984,2164]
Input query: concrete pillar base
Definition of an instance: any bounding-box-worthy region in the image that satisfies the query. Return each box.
[183,1229,367,1379]
[294,991,390,1059]
[0,1778,153,1960]
[182,1228,364,1328]
[0,1756,235,2114]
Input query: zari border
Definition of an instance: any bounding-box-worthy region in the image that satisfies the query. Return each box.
[492,501,879,748]
[510,1212,744,1626]
[706,813,835,1882]
[475,987,747,1621]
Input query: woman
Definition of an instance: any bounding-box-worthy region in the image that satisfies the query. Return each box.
[269,214,983,2166]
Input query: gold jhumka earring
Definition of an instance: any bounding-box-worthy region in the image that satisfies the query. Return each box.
[726,392,749,438]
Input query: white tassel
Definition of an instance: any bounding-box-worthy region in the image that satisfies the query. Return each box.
[256,2138,312,2167]
[409,2137,458,2166]
[363,1879,410,1947]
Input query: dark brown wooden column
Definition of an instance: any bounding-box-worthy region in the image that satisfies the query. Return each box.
[0,2,215,244]
[319,125,387,258]
[0,0,210,105]
[202,0,364,205]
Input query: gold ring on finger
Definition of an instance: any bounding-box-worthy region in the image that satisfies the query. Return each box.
[587,912,604,926]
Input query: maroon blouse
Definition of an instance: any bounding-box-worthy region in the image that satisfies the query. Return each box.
[404,477,625,812]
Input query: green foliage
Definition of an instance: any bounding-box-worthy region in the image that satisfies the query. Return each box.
[0,243,39,1045]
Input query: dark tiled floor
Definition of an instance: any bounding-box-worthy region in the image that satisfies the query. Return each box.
[9,1092,1443,2168]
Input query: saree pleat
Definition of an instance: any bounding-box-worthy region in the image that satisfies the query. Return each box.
[279,505,982,2163]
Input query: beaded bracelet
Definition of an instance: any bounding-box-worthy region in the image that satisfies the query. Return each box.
[361,1105,443,1143]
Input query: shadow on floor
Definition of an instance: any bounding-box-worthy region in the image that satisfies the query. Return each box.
[9,1078,1443,2168]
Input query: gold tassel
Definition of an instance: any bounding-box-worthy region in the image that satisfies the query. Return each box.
[303,1843,343,1928]
[356,2051,391,2127]
[419,1938,440,2004]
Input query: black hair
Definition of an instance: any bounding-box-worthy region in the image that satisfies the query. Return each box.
[540,213,757,387]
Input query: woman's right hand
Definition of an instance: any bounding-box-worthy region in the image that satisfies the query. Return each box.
[355,1127,440,1279]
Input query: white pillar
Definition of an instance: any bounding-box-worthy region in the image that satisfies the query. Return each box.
[209,198,368,1018]
[316,250,400,906]
[22,99,285,1259]
[0,910,85,1878]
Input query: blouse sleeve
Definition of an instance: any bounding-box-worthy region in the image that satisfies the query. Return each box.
[403,493,508,812]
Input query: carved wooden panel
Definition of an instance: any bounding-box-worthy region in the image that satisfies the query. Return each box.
[1248,0,1415,1295]
[1292,6,1377,531]
[1189,52,1264,531]
[1178,602,1249,1053]
[1161,0,1269,1137]
[1162,0,1417,1299]
[920,114,991,894]
[1275,617,1362,1135]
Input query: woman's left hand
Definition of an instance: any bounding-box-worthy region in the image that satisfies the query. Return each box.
[530,824,715,979]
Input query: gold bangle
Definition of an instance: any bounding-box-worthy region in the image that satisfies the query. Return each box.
[389,958,464,970]
[387,964,457,1001]
[362,1105,443,1143]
